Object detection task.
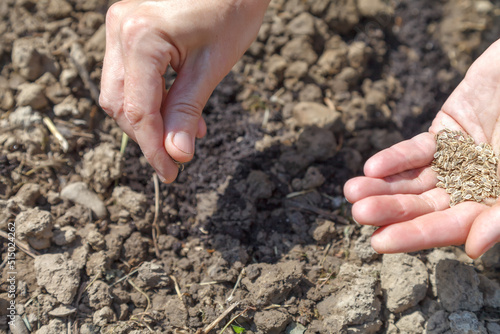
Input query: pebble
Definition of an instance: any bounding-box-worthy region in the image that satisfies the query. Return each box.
[60,182,107,219]
[16,208,53,250]
[449,311,487,334]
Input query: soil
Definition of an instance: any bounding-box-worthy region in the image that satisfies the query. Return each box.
[1,0,500,333]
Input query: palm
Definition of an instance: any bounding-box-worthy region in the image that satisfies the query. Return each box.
[344,40,500,258]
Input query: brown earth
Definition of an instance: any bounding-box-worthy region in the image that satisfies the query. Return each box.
[1,0,500,333]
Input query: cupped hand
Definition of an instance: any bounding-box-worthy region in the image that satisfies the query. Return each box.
[99,0,270,182]
[344,39,500,259]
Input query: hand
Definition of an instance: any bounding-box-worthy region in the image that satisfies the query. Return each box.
[344,39,500,259]
[99,0,270,182]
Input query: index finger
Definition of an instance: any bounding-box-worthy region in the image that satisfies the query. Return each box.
[364,132,436,178]
[121,16,179,182]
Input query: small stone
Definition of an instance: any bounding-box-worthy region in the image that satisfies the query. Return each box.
[16,83,48,110]
[86,230,106,251]
[380,254,428,313]
[478,275,500,308]
[357,0,394,18]
[284,61,309,79]
[281,37,318,65]
[448,311,487,334]
[48,305,77,317]
[52,226,77,246]
[34,254,80,304]
[16,208,53,250]
[80,323,100,334]
[60,182,108,219]
[92,306,116,327]
[300,166,325,190]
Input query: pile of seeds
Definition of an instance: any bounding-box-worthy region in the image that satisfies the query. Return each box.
[431,128,500,206]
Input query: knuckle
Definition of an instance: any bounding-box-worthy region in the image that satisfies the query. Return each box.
[173,101,203,120]
[123,101,144,129]
[105,2,125,28]
[120,14,150,50]
[99,95,118,118]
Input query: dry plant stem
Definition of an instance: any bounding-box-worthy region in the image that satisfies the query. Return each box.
[109,268,139,287]
[198,302,240,334]
[0,230,39,258]
[218,306,256,334]
[227,268,245,303]
[43,117,69,153]
[152,173,161,258]
[170,275,184,303]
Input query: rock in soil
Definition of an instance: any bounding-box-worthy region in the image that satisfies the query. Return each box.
[60,182,107,218]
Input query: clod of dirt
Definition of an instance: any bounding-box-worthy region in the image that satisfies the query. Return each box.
[296,126,337,162]
[293,166,325,190]
[16,83,48,110]
[425,310,450,334]
[79,142,122,194]
[317,263,381,331]
[13,182,40,206]
[11,38,58,81]
[33,319,66,334]
[245,170,275,200]
[163,296,188,328]
[380,254,428,313]
[111,186,147,216]
[309,219,336,245]
[135,261,171,289]
[292,101,341,129]
[448,311,487,334]
[254,309,292,334]
[85,250,110,276]
[242,261,303,307]
[34,253,80,304]
[478,275,500,308]
[7,106,42,127]
[352,225,379,262]
[60,182,107,218]
[85,229,106,251]
[122,231,150,266]
[394,311,426,334]
[53,95,79,117]
[86,280,112,309]
[52,226,77,246]
[435,259,484,312]
[92,306,116,327]
[16,207,53,250]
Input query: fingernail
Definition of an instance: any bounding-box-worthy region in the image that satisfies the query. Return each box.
[172,132,194,155]
[157,173,167,183]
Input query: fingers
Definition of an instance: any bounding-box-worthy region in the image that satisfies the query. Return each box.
[352,187,450,226]
[120,12,180,182]
[465,201,500,258]
[163,58,219,163]
[364,132,436,178]
[370,202,487,253]
[344,166,437,203]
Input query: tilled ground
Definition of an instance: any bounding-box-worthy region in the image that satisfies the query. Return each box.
[1,0,500,333]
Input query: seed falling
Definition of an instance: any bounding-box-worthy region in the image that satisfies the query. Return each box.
[431,128,500,207]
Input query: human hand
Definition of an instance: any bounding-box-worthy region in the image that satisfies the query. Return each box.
[344,39,500,259]
[99,0,270,182]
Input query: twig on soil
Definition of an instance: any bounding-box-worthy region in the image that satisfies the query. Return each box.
[287,200,342,222]
[218,305,255,334]
[170,275,184,303]
[127,279,151,313]
[227,268,245,303]
[263,304,292,310]
[316,270,336,290]
[319,243,332,268]
[152,173,161,258]
[109,268,140,287]
[43,116,69,153]
[0,230,39,258]
[197,302,240,334]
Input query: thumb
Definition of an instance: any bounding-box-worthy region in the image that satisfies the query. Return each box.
[465,201,500,259]
[163,61,218,163]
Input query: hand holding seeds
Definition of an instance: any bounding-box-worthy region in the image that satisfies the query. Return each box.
[99,0,270,183]
[344,39,500,259]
